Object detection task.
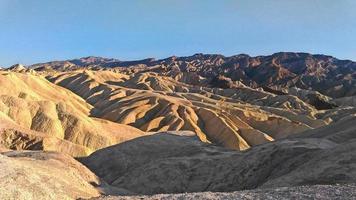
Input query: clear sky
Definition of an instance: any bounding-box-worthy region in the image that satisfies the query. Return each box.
[0,0,355,66]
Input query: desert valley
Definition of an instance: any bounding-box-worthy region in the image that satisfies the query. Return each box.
[0,52,356,199]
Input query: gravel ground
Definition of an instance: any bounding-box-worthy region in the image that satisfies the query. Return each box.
[90,184,356,200]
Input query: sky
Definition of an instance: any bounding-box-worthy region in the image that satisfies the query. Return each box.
[0,0,355,66]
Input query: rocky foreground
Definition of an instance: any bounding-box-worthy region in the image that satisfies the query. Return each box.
[79,117,356,195]
[0,151,101,200]
[92,184,356,200]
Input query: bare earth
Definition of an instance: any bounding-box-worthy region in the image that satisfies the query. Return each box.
[0,54,356,199]
[92,184,356,200]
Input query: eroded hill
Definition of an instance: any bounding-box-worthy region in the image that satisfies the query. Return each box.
[81,116,356,195]
[3,55,356,152]
[0,71,145,156]
[45,69,355,150]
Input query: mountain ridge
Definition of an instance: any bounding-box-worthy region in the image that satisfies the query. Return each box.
[24,52,356,98]
[26,52,356,68]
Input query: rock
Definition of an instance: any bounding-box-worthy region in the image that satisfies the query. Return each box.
[29,52,356,98]
[47,70,351,151]
[0,71,146,157]
[81,117,356,194]
[0,151,102,200]
[8,64,26,72]
[91,184,356,200]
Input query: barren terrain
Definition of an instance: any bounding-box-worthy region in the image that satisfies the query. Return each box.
[0,53,355,199]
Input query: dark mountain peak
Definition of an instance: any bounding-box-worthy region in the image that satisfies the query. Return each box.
[186,53,225,60]
[80,56,105,60]
[232,53,251,58]
[164,56,178,61]
[192,53,204,57]
[8,63,26,71]
[69,56,120,66]
[273,51,308,56]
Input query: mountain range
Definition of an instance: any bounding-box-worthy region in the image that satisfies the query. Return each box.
[29,52,356,98]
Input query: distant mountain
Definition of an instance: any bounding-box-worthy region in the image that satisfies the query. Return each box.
[29,56,153,69]
[30,52,356,98]
[7,64,26,72]
[69,56,121,66]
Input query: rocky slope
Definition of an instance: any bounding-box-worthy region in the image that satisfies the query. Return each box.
[42,69,356,151]
[2,115,354,199]
[81,116,356,195]
[0,150,102,200]
[3,60,356,153]
[0,71,145,156]
[93,184,356,200]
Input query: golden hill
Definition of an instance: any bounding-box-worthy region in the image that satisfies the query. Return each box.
[2,69,355,152]
[0,71,145,156]
[0,151,102,199]
[45,70,355,150]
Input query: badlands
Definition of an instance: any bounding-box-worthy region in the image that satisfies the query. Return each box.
[0,53,356,199]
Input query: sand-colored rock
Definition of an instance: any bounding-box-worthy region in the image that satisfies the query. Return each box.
[81,117,356,195]
[7,64,27,72]
[0,151,102,200]
[45,70,356,151]
[0,72,145,156]
[1,69,354,152]
[93,184,356,200]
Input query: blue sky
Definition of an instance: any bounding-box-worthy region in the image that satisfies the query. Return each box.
[0,0,355,66]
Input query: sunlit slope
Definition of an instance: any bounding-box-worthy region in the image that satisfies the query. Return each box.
[47,70,352,150]
[0,151,103,199]
[0,71,145,156]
